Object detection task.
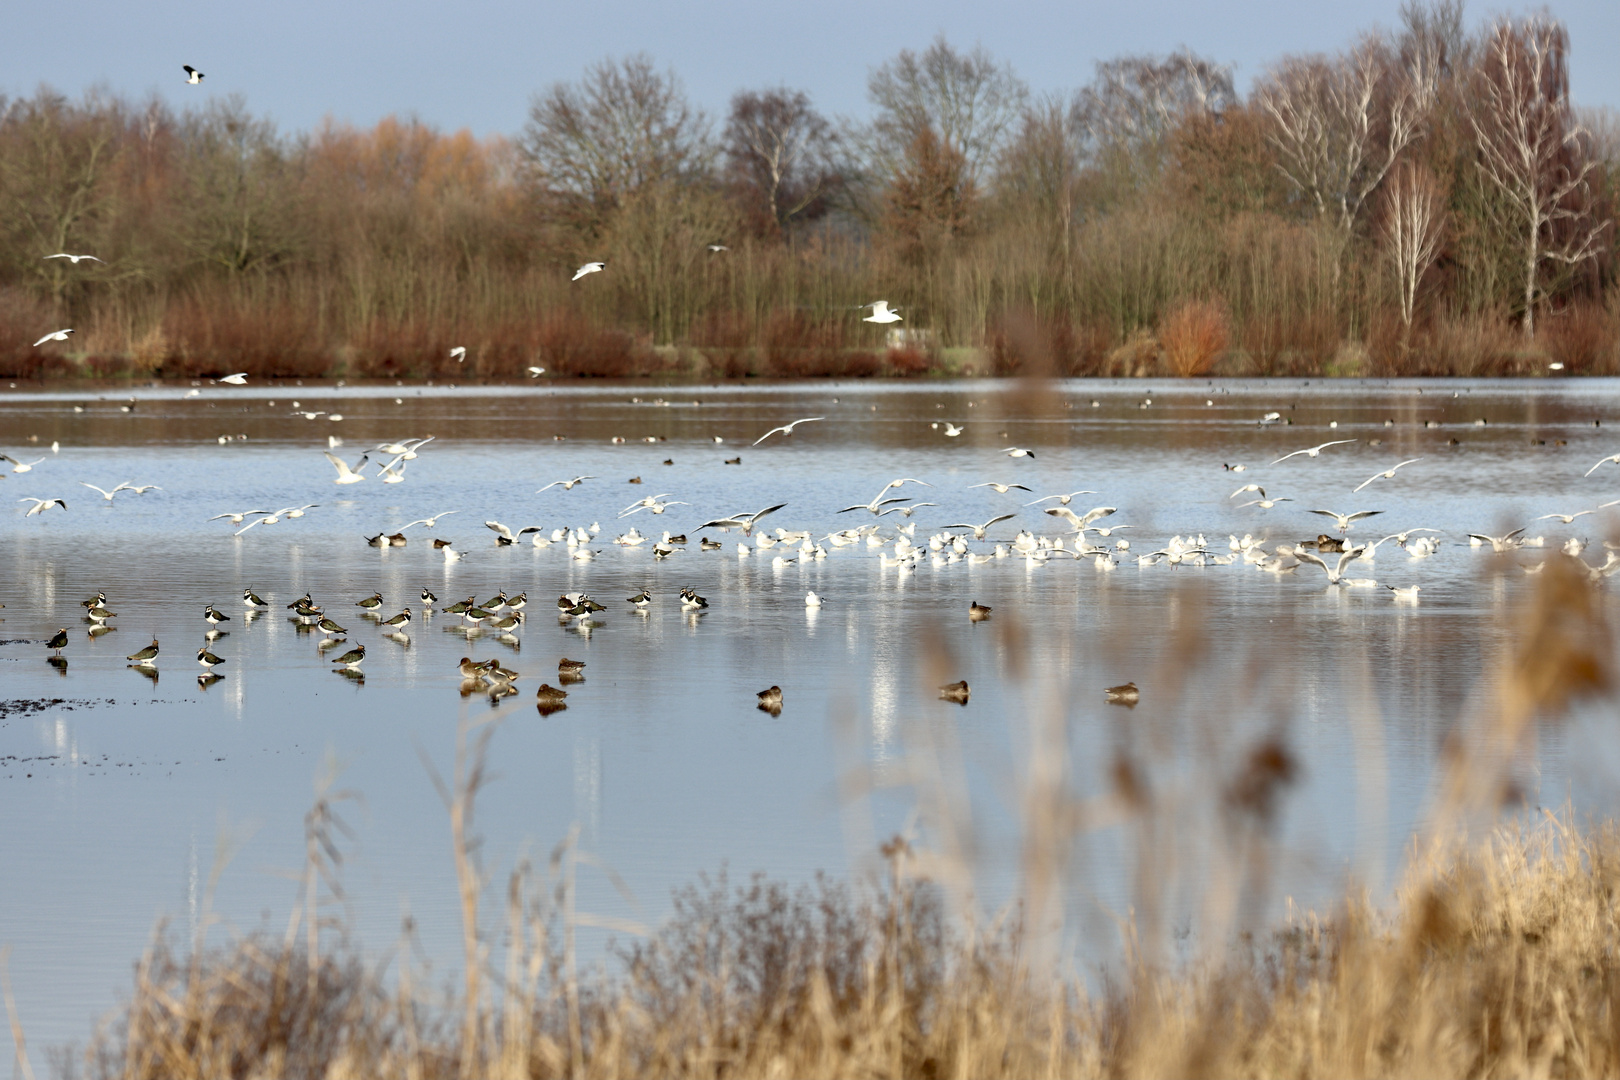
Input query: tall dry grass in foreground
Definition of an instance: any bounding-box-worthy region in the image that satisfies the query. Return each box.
[20,559,1620,1079]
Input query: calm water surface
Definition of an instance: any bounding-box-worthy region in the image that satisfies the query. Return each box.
[4,377,1620,1055]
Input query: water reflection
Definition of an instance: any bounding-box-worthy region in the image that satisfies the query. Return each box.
[3,378,1620,1054]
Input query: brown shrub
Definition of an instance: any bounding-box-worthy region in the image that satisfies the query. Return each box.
[0,287,64,379]
[160,296,333,380]
[1104,330,1161,377]
[1159,299,1230,377]
[884,346,933,376]
[350,320,463,380]
[536,311,648,378]
[1540,303,1617,375]
[989,310,1112,377]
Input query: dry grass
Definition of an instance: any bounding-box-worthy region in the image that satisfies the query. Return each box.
[20,554,1620,1080]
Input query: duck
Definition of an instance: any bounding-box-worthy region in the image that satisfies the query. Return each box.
[756,686,783,714]
[938,680,970,704]
[558,658,586,675]
[1104,682,1140,707]
[968,601,992,622]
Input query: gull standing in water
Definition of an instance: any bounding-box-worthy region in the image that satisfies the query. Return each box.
[324,450,369,484]
[1353,459,1421,493]
[752,417,824,446]
[1271,439,1356,465]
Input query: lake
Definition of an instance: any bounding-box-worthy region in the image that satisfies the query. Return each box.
[4,376,1620,1059]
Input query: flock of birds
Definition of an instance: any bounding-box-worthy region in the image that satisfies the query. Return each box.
[10,387,1620,715]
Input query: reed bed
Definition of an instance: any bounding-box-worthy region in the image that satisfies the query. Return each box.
[12,550,1620,1080]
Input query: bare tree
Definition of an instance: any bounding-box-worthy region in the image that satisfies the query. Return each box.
[181,97,302,275]
[864,37,1027,185]
[1072,50,1234,185]
[723,89,839,236]
[0,90,125,303]
[521,55,713,227]
[1397,0,1471,105]
[1256,36,1427,233]
[1467,16,1610,336]
[1381,161,1446,328]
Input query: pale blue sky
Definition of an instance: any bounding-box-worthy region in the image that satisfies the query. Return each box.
[8,0,1618,136]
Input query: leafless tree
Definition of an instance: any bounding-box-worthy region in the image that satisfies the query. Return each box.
[1397,0,1471,106]
[181,97,302,275]
[723,89,839,236]
[1467,16,1610,336]
[0,90,125,302]
[1256,36,1427,233]
[521,55,713,227]
[864,37,1027,186]
[1380,161,1446,328]
[1072,50,1234,184]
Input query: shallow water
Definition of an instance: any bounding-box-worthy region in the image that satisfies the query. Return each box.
[4,376,1620,1056]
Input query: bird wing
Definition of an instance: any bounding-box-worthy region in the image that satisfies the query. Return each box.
[1334,549,1361,576]
[1079,506,1117,526]
[1044,507,1083,526]
[984,514,1017,528]
[1295,550,1329,571]
[1347,511,1383,522]
[1351,474,1380,493]
[1270,449,1307,464]
[323,451,350,475]
[752,427,788,446]
[484,520,515,539]
[79,483,111,497]
[1308,509,1344,522]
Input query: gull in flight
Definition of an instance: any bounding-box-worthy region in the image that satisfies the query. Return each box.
[1295,548,1368,585]
[698,502,787,535]
[572,261,606,281]
[45,253,102,264]
[839,477,931,514]
[219,373,248,385]
[946,514,1016,540]
[32,329,73,347]
[621,492,675,515]
[118,482,160,494]
[863,300,902,324]
[1309,508,1384,533]
[620,497,687,517]
[970,482,1031,494]
[183,65,204,84]
[1467,528,1526,552]
[877,502,936,517]
[1238,496,1293,510]
[943,423,963,437]
[20,497,66,516]
[537,475,594,492]
[449,347,466,362]
[753,417,824,446]
[1535,510,1595,524]
[1001,447,1035,459]
[402,510,458,529]
[485,520,542,543]
[1,455,45,472]
[1044,505,1116,529]
[209,508,270,524]
[1271,439,1356,465]
[1024,490,1099,507]
[1585,453,1620,478]
[1353,459,1421,493]
[324,450,369,484]
[376,435,434,459]
[527,367,546,377]
[79,481,129,502]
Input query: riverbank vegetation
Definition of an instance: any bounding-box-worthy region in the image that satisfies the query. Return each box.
[1,1,1616,381]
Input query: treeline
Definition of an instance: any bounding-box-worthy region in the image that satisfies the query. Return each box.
[0,0,1616,381]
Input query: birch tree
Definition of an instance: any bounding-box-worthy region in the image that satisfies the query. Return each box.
[1256,36,1427,233]
[1467,16,1609,336]
[723,89,839,236]
[1380,161,1446,328]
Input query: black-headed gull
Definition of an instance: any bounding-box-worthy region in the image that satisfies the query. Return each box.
[219,373,248,385]
[324,450,369,484]
[19,497,66,517]
[32,329,72,347]
[1,454,44,472]
[1352,458,1421,493]
[752,417,824,446]
[862,301,902,324]
[572,261,606,281]
[45,253,102,264]
[1271,439,1356,465]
